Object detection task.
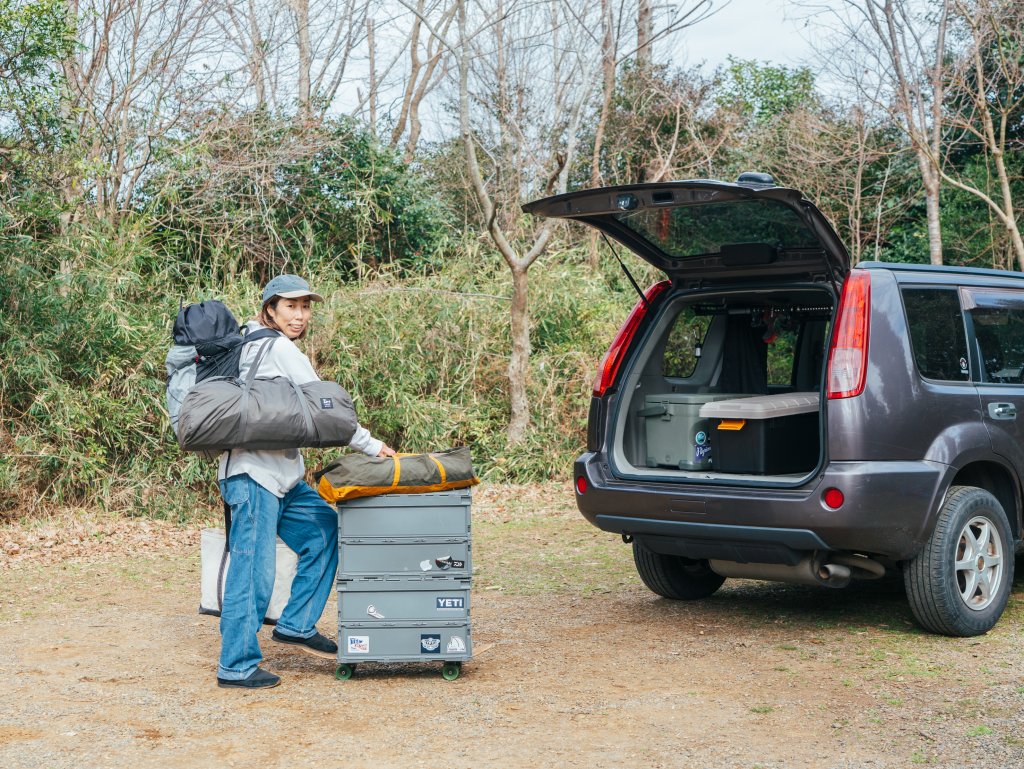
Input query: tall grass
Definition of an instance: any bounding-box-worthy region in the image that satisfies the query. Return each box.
[0,227,640,520]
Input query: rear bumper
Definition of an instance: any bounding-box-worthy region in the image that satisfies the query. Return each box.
[574,453,950,560]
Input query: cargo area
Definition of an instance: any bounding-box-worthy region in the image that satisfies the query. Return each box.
[611,286,835,481]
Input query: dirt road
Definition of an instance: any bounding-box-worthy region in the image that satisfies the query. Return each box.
[2,483,1023,768]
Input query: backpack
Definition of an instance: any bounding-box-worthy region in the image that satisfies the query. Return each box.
[164,300,278,436]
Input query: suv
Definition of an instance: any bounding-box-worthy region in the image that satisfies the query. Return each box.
[524,176,1023,637]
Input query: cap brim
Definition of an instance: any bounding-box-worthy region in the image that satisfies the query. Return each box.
[275,290,324,302]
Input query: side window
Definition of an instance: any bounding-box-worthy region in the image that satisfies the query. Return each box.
[970,308,1024,383]
[767,326,798,387]
[902,288,970,381]
[662,307,711,378]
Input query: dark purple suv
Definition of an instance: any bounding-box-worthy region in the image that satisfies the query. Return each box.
[525,176,1023,636]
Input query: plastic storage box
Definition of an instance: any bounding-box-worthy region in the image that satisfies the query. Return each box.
[335,490,472,681]
[641,393,744,469]
[699,393,820,474]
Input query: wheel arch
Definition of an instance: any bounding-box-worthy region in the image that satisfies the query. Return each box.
[949,460,1022,544]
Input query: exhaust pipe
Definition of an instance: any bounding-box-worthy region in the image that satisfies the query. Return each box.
[830,553,885,580]
[709,554,859,589]
[818,562,851,588]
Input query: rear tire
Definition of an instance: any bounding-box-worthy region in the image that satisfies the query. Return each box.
[632,541,725,600]
[904,486,1014,637]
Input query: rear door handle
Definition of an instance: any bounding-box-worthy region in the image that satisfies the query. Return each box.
[988,402,1017,420]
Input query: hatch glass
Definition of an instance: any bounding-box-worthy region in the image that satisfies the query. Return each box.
[613,197,821,258]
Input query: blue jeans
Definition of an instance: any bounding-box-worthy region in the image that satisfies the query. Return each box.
[217,475,338,680]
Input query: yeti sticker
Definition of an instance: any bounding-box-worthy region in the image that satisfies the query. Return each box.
[436,596,465,611]
[420,634,441,653]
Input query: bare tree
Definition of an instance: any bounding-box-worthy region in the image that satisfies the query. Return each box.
[939,0,1024,268]
[217,1,281,109]
[388,0,456,159]
[445,0,595,442]
[59,0,225,222]
[815,0,950,265]
[586,0,715,265]
[219,0,370,118]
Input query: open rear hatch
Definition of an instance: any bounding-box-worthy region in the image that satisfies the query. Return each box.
[525,179,852,484]
[522,180,849,287]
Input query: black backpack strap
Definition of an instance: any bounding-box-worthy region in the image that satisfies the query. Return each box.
[242,327,281,345]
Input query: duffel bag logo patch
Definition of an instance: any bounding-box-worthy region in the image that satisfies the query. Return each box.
[320,397,334,409]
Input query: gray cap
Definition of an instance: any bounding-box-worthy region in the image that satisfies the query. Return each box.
[261,274,324,304]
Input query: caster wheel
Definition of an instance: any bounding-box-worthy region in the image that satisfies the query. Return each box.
[335,664,355,681]
[441,662,461,681]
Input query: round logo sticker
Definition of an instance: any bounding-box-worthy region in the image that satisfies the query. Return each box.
[695,431,707,446]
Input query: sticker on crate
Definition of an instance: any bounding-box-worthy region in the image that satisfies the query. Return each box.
[446,636,467,654]
[436,596,465,611]
[366,604,385,619]
[434,556,465,570]
[420,634,441,653]
[347,635,370,654]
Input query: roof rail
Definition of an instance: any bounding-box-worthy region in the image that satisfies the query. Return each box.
[857,261,1024,280]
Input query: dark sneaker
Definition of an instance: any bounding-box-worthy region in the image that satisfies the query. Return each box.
[271,629,338,659]
[217,667,281,689]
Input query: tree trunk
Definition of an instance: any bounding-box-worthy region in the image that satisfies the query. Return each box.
[367,17,377,132]
[918,151,943,265]
[247,0,266,107]
[292,0,312,118]
[507,265,530,444]
[636,0,652,67]
[588,0,615,268]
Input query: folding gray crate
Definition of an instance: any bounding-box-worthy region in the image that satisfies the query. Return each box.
[338,580,471,622]
[335,490,473,681]
[338,538,471,579]
[339,620,472,663]
[338,491,471,538]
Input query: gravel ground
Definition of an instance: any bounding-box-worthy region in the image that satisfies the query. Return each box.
[1,482,1023,768]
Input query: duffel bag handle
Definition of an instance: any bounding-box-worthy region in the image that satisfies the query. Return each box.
[238,337,277,444]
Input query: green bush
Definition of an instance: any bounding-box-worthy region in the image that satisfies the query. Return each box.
[0,226,638,518]
[142,115,455,283]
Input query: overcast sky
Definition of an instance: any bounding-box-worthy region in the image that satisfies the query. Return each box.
[668,0,823,71]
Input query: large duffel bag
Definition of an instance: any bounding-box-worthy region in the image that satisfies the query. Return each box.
[315,446,479,502]
[177,339,358,452]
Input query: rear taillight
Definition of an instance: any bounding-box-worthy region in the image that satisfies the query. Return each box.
[593,281,671,397]
[827,270,871,399]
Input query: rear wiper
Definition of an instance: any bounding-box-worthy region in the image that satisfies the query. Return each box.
[601,233,652,311]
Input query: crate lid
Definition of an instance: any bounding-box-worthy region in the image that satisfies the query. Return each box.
[699,392,819,419]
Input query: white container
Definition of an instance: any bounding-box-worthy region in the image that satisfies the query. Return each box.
[199,528,298,623]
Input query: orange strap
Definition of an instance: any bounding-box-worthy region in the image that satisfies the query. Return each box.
[428,454,447,484]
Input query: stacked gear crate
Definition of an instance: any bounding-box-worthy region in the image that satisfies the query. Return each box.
[334,490,473,681]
